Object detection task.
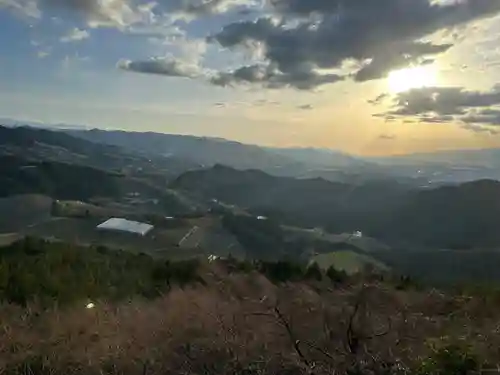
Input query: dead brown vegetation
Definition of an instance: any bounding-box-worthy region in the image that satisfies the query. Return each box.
[1,266,500,375]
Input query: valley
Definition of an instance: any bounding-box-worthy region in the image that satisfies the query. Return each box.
[2,124,500,285]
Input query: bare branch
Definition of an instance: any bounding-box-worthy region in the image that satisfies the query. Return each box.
[274,306,313,369]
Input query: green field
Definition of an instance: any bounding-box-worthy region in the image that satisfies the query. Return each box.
[311,250,389,274]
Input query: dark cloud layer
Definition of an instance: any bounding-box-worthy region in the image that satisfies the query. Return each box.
[209,0,500,89]
[388,86,500,116]
[462,108,500,125]
[376,85,500,131]
[210,63,343,89]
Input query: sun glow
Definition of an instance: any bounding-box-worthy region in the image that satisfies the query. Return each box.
[387,65,438,93]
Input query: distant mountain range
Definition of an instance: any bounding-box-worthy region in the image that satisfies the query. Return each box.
[69,127,500,184]
[375,148,500,168]
[68,128,309,174]
[3,120,500,185]
[0,125,200,180]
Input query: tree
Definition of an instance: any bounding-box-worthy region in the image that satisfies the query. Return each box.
[305,262,322,281]
[327,265,347,284]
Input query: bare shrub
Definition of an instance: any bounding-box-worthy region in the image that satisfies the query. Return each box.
[0,268,499,374]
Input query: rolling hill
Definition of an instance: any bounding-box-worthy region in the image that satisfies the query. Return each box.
[0,125,200,180]
[69,128,303,172]
[0,155,197,217]
[172,166,500,249]
[0,155,123,200]
[171,164,412,234]
[380,179,500,248]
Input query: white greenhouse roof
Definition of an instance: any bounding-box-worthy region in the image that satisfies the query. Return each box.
[97,218,153,236]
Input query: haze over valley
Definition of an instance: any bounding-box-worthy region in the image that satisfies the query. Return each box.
[1,123,500,286]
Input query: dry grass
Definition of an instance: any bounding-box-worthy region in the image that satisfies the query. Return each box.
[1,266,500,374]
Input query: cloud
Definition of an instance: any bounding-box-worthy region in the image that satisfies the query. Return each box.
[60,27,90,42]
[378,134,396,140]
[297,104,312,110]
[375,85,500,132]
[417,114,455,123]
[117,37,211,83]
[462,108,500,126]
[37,50,50,58]
[61,53,90,70]
[208,0,500,89]
[210,63,343,90]
[253,99,280,106]
[38,0,146,28]
[384,86,500,117]
[462,123,500,134]
[180,0,260,17]
[117,57,203,78]
[368,93,389,105]
[0,0,40,18]
[353,43,451,82]
[3,0,258,28]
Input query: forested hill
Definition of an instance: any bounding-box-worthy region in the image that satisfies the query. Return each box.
[0,155,123,200]
[172,165,500,248]
[382,179,500,248]
[171,164,412,233]
[0,125,200,178]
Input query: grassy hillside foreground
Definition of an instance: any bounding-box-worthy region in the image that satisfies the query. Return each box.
[1,239,500,374]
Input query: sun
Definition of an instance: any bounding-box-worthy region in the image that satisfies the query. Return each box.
[387,65,437,93]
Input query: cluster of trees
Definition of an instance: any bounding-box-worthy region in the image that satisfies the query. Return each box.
[0,238,202,305]
[374,248,500,286]
[266,261,347,284]
[0,237,356,306]
[225,257,348,285]
[221,213,293,260]
[0,236,432,308]
[225,217,310,258]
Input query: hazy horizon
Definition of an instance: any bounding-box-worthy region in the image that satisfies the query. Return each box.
[5,115,500,158]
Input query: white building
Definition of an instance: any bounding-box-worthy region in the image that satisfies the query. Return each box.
[97,218,153,236]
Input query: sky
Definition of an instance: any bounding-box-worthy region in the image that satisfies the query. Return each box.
[1,0,500,155]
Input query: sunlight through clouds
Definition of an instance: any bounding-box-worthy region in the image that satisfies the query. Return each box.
[387,65,439,93]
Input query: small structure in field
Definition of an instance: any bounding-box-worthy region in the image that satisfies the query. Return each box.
[97,218,153,236]
[352,230,363,238]
[208,254,219,263]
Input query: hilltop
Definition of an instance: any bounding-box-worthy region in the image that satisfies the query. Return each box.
[0,238,500,374]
